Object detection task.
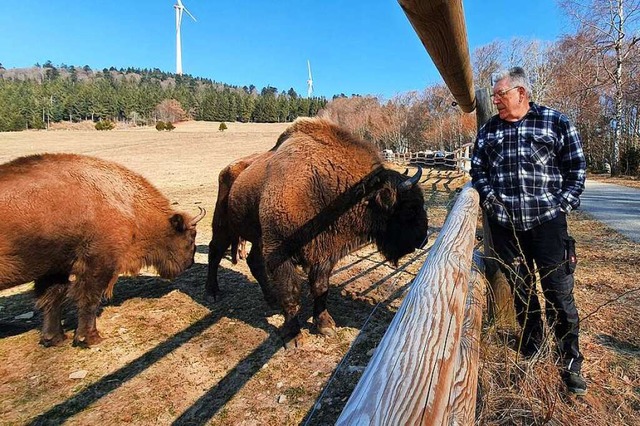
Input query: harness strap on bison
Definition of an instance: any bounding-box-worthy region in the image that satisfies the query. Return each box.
[206,117,429,348]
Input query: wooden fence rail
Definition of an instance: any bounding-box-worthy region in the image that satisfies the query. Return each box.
[397,0,475,112]
[336,184,481,425]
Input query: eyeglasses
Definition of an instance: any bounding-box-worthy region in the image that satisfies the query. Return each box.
[490,86,521,99]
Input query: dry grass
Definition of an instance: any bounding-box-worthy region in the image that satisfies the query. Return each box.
[476,211,640,426]
[589,173,640,189]
[0,122,638,425]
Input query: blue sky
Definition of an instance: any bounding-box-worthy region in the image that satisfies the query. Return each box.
[0,1,570,100]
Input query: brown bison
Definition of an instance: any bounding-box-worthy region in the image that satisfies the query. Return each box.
[206,150,277,304]
[0,153,205,348]
[207,117,428,348]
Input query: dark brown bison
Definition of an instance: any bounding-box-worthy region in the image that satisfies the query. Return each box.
[206,151,277,304]
[207,117,428,348]
[0,153,205,348]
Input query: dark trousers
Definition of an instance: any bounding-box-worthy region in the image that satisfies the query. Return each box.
[488,214,583,372]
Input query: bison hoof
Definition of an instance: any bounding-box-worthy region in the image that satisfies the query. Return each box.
[39,334,66,347]
[204,291,219,303]
[317,325,337,338]
[73,332,103,349]
[204,285,220,302]
[314,312,337,337]
[283,332,306,350]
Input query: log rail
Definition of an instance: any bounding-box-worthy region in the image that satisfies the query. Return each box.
[336,184,482,425]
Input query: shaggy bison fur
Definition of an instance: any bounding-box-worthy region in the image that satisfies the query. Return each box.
[206,118,428,348]
[0,153,205,348]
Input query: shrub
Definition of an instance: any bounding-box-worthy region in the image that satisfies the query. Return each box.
[219,122,228,132]
[621,146,640,176]
[154,99,187,123]
[95,120,115,131]
[155,121,166,131]
[164,121,175,131]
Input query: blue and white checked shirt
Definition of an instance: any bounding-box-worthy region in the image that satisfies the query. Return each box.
[470,102,586,231]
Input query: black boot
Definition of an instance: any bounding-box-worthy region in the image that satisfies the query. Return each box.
[562,370,587,395]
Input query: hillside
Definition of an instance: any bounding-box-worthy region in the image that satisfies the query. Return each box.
[0,63,327,132]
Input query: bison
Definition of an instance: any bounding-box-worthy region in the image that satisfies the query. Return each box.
[0,153,205,348]
[206,117,428,348]
[206,151,278,304]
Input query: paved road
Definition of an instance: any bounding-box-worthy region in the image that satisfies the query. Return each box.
[578,180,640,243]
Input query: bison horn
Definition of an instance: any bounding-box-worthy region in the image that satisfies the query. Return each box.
[397,166,422,192]
[190,206,206,226]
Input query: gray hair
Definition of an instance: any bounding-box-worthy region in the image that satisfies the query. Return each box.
[493,67,532,97]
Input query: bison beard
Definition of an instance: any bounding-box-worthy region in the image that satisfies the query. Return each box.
[0,153,205,348]
[207,117,428,348]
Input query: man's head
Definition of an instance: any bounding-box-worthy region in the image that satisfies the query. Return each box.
[491,67,531,122]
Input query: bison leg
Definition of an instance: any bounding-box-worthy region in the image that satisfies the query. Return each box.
[269,257,304,349]
[309,267,336,337]
[230,238,239,264]
[205,231,234,301]
[247,242,278,307]
[34,275,69,347]
[238,238,247,260]
[69,267,117,348]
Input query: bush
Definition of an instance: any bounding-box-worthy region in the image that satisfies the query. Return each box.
[154,99,187,123]
[219,122,228,132]
[95,120,115,131]
[165,121,175,131]
[620,146,640,176]
[155,121,166,131]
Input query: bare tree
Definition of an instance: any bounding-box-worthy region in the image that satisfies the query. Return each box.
[154,99,187,123]
[505,38,558,104]
[472,41,503,89]
[559,0,640,175]
[551,33,610,169]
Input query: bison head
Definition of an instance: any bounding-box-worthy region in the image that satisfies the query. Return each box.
[154,207,206,279]
[370,168,428,265]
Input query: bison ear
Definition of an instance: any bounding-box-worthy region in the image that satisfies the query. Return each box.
[374,186,396,212]
[169,213,188,232]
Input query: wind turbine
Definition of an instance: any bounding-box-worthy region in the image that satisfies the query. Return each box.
[174,0,196,75]
[307,60,313,98]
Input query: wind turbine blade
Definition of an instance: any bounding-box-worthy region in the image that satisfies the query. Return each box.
[183,5,197,21]
[307,60,312,79]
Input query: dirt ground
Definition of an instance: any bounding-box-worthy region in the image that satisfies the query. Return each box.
[1,121,639,425]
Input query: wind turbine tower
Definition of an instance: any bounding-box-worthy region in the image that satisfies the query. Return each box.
[307,60,313,98]
[175,0,197,75]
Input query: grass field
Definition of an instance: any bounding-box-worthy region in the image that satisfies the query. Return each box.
[0,121,639,425]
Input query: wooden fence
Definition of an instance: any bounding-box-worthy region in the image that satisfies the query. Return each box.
[384,143,473,173]
[336,184,482,425]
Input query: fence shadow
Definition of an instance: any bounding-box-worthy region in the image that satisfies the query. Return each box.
[24,262,277,425]
[171,249,420,425]
[14,239,415,425]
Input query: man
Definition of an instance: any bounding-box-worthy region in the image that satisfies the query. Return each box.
[470,67,587,395]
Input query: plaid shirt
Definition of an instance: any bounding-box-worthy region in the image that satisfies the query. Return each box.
[470,102,586,231]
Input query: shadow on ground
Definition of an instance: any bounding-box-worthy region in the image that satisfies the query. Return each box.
[10,241,422,425]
